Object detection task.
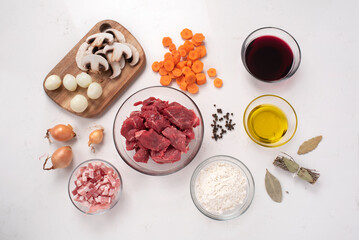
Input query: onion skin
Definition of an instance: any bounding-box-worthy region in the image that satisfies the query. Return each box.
[43,146,73,170]
[45,124,76,143]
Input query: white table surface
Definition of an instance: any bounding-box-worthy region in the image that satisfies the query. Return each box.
[1,0,359,239]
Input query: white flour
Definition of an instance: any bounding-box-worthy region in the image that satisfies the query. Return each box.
[195,161,248,215]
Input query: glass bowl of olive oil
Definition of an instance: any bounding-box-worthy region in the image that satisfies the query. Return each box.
[243,95,297,147]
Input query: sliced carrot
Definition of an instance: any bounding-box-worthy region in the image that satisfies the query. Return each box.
[168,72,175,79]
[180,28,193,40]
[159,67,168,76]
[172,53,181,65]
[207,68,216,77]
[187,60,192,67]
[172,68,182,77]
[195,73,206,85]
[152,61,160,72]
[192,39,202,47]
[182,66,192,75]
[188,50,199,61]
[169,43,176,51]
[164,61,174,72]
[196,45,206,58]
[214,78,223,88]
[185,73,196,84]
[176,75,185,86]
[179,81,188,91]
[184,40,195,51]
[176,61,187,69]
[192,60,204,73]
[187,83,199,94]
[159,61,164,68]
[171,49,179,55]
[160,75,172,86]
[193,33,205,44]
[164,52,173,60]
[162,37,172,47]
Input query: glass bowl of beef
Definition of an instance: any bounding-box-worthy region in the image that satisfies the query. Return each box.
[68,159,122,215]
[113,86,204,176]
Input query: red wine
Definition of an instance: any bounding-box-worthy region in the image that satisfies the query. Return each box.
[245,36,293,81]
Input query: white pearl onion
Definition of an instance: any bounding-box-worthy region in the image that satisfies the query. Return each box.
[70,94,88,113]
[76,72,92,88]
[87,82,103,99]
[63,74,77,91]
[45,75,61,90]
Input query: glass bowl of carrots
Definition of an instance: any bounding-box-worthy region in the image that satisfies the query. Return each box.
[113,86,204,176]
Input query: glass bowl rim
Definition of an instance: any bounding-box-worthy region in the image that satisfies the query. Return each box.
[241,26,302,83]
[243,94,298,147]
[112,85,205,176]
[68,159,123,215]
[190,155,255,221]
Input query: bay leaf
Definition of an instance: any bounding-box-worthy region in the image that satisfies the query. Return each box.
[265,169,282,203]
[297,136,323,155]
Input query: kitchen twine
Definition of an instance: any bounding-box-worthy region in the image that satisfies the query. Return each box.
[280,152,301,178]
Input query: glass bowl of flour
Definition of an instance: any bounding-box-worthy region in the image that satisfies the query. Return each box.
[190,155,255,220]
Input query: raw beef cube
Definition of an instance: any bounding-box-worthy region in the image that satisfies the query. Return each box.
[133,147,150,163]
[163,104,200,130]
[126,140,138,150]
[135,129,171,151]
[162,126,188,153]
[150,147,168,162]
[130,111,142,117]
[120,116,144,140]
[151,146,181,164]
[141,97,169,113]
[183,128,195,140]
[141,110,170,133]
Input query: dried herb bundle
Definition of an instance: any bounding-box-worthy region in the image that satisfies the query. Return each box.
[273,154,320,184]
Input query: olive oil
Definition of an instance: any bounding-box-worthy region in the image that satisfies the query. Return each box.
[247,104,288,143]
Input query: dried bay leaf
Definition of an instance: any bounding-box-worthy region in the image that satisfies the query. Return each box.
[265,169,282,203]
[297,135,323,155]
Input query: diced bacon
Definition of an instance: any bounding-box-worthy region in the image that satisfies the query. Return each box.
[72,187,79,196]
[114,179,121,188]
[88,168,95,179]
[107,174,117,187]
[102,187,109,196]
[85,188,96,199]
[88,203,111,214]
[75,180,82,187]
[88,197,94,204]
[88,163,94,170]
[108,188,115,196]
[77,185,88,196]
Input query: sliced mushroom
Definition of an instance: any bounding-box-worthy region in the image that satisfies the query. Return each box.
[124,43,140,66]
[86,33,114,47]
[119,56,126,69]
[106,52,122,79]
[105,28,126,43]
[80,54,109,73]
[103,42,132,62]
[76,42,90,71]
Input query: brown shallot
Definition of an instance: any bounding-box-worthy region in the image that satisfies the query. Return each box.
[88,128,104,152]
[43,146,73,170]
[45,124,76,143]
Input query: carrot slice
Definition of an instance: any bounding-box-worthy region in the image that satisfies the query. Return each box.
[160,75,172,86]
[195,73,206,85]
[182,66,192,76]
[169,43,176,51]
[187,60,192,67]
[193,33,205,44]
[207,68,216,77]
[192,60,204,73]
[162,37,172,47]
[164,52,173,60]
[180,28,193,40]
[192,39,202,47]
[152,61,160,72]
[188,50,199,61]
[179,81,188,91]
[185,73,196,84]
[176,61,187,69]
[183,40,194,51]
[168,72,176,79]
[164,61,174,72]
[172,53,181,65]
[172,68,182,77]
[187,83,199,94]
[176,76,185,86]
[196,45,207,58]
[159,61,164,68]
[159,67,168,76]
[214,78,223,88]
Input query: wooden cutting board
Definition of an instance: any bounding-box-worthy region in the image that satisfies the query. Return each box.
[43,20,146,118]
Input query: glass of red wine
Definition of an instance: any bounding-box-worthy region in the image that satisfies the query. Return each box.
[241,27,301,82]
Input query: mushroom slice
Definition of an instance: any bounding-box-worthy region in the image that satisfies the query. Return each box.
[76,42,91,71]
[105,28,126,43]
[106,52,122,79]
[80,54,109,73]
[124,43,140,66]
[86,33,114,47]
[104,42,132,62]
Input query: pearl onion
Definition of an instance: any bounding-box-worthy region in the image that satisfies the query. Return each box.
[87,82,103,99]
[76,72,92,88]
[70,94,88,113]
[45,75,61,90]
[63,74,77,91]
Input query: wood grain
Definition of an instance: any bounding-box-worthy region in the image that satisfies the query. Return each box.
[43,20,146,118]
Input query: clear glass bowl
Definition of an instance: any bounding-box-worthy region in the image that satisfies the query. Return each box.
[241,27,301,82]
[190,155,255,221]
[68,159,122,215]
[243,94,297,147]
[113,86,204,176]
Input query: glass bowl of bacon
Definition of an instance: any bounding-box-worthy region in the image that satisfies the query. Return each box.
[68,159,122,215]
[113,86,204,176]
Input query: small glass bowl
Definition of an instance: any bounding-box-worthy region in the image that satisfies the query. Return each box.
[243,94,297,148]
[68,159,123,215]
[113,86,204,176]
[241,27,301,82]
[190,155,255,221]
